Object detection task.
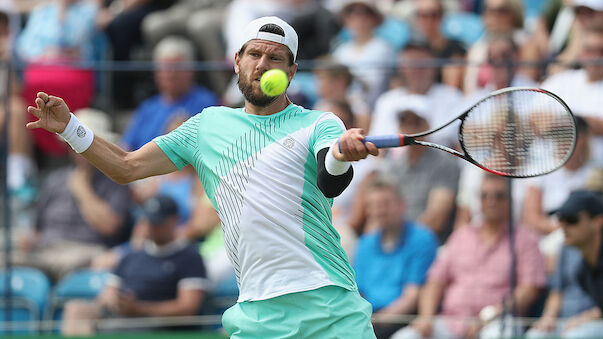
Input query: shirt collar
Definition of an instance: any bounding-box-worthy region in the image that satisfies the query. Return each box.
[143,238,188,257]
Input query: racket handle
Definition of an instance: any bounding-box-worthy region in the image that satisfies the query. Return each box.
[364,135,405,148]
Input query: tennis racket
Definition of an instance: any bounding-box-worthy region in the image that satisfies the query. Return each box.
[365,87,577,178]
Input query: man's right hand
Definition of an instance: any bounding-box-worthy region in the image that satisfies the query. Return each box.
[532,315,556,332]
[26,92,71,133]
[411,315,433,337]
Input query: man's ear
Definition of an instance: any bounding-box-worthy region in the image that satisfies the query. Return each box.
[234,52,241,75]
[287,63,298,81]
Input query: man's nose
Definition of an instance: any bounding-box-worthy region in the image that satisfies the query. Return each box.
[255,55,271,72]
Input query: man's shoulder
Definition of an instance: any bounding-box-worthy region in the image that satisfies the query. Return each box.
[406,222,438,246]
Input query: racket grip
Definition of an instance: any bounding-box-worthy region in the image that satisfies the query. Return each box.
[364,135,404,148]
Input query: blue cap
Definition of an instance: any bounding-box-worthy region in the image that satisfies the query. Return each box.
[554,190,603,217]
[141,195,179,224]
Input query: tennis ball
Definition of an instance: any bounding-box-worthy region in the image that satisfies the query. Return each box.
[260,69,288,97]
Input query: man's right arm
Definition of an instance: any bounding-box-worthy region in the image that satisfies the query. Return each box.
[82,138,177,184]
[27,92,178,184]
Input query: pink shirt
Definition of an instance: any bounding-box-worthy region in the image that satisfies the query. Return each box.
[428,224,546,336]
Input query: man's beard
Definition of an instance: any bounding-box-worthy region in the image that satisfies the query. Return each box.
[238,74,277,107]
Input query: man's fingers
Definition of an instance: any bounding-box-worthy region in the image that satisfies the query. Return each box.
[35,97,45,110]
[365,142,379,156]
[37,92,49,103]
[27,105,42,117]
[26,120,42,130]
[47,95,63,107]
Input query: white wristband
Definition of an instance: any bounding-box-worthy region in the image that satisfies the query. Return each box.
[58,113,94,153]
[325,142,351,175]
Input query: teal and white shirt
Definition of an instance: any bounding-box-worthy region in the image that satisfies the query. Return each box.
[153,103,357,302]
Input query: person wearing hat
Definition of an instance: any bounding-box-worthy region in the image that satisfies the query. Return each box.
[61,194,209,336]
[6,108,131,282]
[332,0,396,108]
[555,190,603,313]
[27,15,379,338]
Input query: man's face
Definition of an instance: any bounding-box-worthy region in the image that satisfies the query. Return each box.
[399,49,437,92]
[154,56,195,100]
[581,31,603,81]
[415,0,443,38]
[234,40,297,107]
[480,178,510,224]
[561,211,602,247]
[487,39,516,88]
[366,186,405,231]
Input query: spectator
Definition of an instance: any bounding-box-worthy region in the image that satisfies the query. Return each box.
[391,174,546,339]
[455,34,537,229]
[369,40,463,149]
[96,0,177,108]
[354,178,438,339]
[61,194,209,335]
[0,6,36,199]
[553,190,603,321]
[18,0,99,158]
[411,0,465,59]
[121,35,218,151]
[523,116,598,273]
[530,0,603,77]
[312,58,371,131]
[142,0,232,95]
[540,21,603,166]
[525,245,599,338]
[9,108,131,281]
[331,0,396,108]
[464,0,527,94]
[353,97,460,240]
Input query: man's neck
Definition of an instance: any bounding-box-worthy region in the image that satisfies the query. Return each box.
[245,95,291,116]
[582,233,602,268]
[162,89,189,104]
[381,224,403,252]
[480,221,505,245]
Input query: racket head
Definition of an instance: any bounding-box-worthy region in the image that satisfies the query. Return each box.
[458,87,577,178]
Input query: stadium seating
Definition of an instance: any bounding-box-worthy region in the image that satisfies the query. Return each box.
[0,267,51,334]
[45,269,108,332]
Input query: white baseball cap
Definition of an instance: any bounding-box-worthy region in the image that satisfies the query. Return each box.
[396,94,431,126]
[239,16,299,62]
[573,0,603,11]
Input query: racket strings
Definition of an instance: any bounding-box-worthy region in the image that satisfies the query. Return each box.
[462,89,576,177]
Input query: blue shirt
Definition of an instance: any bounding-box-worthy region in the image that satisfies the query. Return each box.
[122,85,218,150]
[114,242,208,301]
[552,245,596,318]
[16,2,98,61]
[353,221,438,311]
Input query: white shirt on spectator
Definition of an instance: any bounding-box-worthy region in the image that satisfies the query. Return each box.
[369,83,463,147]
[332,36,397,108]
[540,69,603,165]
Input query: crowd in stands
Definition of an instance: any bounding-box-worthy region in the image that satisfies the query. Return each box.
[0,0,603,337]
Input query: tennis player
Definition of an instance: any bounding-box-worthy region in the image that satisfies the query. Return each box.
[27,16,379,338]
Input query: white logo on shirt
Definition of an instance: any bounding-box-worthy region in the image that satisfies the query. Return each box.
[283,137,295,149]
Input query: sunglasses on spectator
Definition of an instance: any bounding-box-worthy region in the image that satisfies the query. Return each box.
[345,6,374,17]
[486,6,511,15]
[417,10,442,19]
[559,214,580,226]
[480,191,507,200]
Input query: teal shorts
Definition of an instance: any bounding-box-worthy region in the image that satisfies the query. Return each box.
[222,285,376,339]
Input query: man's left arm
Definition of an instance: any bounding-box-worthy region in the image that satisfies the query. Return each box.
[123,288,205,317]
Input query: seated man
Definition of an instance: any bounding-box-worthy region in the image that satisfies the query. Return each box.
[121,35,218,151]
[61,195,209,335]
[526,245,599,338]
[542,190,603,336]
[392,173,546,339]
[354,178,438,339]
[8,109,131,282]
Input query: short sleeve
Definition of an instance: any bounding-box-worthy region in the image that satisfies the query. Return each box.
[176,246,210,291]
[153,113,202,170]
[549,246,566,291]
[406,227,438,285]
[309,113,346,158]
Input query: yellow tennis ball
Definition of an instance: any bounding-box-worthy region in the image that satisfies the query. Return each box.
[260,69,288,97]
